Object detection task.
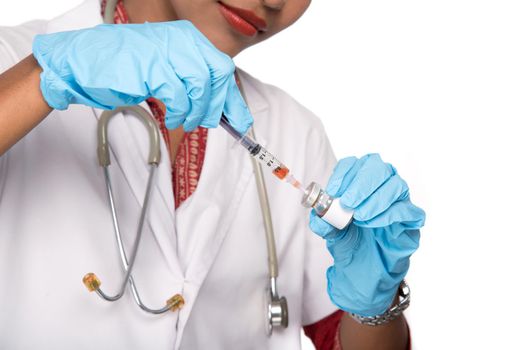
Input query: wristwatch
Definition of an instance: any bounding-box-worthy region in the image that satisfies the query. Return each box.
[349,280,410,326]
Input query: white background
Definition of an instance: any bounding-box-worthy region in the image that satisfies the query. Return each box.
[2,1,524,349]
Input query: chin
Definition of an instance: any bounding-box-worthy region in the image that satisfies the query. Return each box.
[206,32,243,57]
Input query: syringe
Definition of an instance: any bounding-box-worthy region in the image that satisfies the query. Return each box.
[219,115,305,193]
[220,114,353,229]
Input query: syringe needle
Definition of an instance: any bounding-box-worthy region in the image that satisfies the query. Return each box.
[284,174,306,193]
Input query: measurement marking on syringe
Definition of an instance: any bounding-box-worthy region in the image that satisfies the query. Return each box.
[219,114,304,193]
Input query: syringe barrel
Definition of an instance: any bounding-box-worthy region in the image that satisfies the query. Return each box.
[219,114,289,179]
[219,114,259,154]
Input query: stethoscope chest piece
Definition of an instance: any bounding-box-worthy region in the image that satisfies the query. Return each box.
[265,277,289,335]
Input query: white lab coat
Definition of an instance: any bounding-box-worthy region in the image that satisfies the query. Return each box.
[0,0,339,349]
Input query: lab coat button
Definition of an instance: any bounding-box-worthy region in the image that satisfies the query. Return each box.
[166,294,185,312]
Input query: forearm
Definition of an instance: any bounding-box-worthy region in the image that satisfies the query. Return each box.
[0,54,52,155]
[339,310,409,350]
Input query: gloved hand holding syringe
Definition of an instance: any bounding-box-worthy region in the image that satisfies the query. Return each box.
[220,115,354,230]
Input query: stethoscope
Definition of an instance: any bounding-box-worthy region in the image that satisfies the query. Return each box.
[82,1,288,333]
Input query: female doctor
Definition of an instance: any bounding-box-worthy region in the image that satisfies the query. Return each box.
[0,0,425,349]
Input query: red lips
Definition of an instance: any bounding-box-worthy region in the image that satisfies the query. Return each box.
[218,2,268,37]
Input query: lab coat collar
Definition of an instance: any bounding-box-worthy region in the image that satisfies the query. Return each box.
[171,73,269,348]
[45,0,103,34]
[172,125,255,348]
[236,68,269,115]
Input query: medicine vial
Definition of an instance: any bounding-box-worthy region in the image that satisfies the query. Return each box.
[301,182,354,230]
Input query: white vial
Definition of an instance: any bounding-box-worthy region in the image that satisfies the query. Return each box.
[301,182,353,230]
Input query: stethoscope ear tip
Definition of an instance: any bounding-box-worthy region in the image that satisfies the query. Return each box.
[82,272,101,292]
[166,294,185,312]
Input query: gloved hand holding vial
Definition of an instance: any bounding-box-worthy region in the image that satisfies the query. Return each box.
[222,115,425,318]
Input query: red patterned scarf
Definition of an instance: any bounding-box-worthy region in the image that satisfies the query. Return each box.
[101,0,208,210]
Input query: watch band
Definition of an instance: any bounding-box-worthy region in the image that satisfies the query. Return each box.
[349,280,410,326]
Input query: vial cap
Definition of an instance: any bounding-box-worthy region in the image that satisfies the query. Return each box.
[301,182,321,208]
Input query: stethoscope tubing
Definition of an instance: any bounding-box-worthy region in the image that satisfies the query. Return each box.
[86,105,174,313]
[90,2,289,327]
[100,165,156,302]
[102,164,172,313]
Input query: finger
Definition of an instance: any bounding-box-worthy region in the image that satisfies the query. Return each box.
[309,211,350,242]
[167,37,212,131]
[182,72,211,131]
[192,36,244,130]
[325,157,358,197]
[354,200,426,230]
[353,175,409,222]
[374,226,420,257]
[199,59,236,129]
[325,224,361,266]
[202,76,229,129]
[152,76,190,130]
[222,77,253,134]
[309,211,334,238]
[165,20,229,130]
[178,62,211,131]
[81,57,154,108]
[340,154,396,209]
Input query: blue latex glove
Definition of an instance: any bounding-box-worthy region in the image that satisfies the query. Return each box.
[309,154,425,316]
[32,20,252,133]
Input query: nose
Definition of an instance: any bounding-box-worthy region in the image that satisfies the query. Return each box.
[262,0,286,10]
